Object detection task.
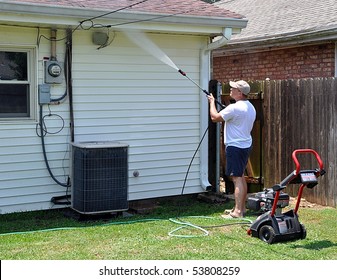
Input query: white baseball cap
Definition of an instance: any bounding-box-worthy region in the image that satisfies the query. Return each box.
[229,80,250,95]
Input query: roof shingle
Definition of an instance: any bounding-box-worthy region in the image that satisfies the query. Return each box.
[215,0,337,41]
[5,0,244,19]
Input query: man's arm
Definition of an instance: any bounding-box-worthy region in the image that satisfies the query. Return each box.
[208,94,224,123]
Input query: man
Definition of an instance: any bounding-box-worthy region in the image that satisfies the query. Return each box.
[208,80,256,218]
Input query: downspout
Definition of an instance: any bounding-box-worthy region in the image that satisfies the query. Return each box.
[199,27,232,191]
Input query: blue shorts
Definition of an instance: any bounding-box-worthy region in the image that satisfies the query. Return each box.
[225,146,252,177]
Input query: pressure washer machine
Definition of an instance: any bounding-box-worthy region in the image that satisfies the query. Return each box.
[247,149,325,244]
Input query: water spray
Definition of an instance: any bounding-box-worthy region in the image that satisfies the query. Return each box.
[123,30,225,109]
[178,69,225,109]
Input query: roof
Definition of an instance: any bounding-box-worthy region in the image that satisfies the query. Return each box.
[4,0,244,18]
[215,0,337,43]
[0,0,248,35]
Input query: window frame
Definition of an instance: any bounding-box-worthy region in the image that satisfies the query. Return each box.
[0,47,36,121]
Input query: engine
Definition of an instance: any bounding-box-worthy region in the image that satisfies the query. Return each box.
[247,188,290,215]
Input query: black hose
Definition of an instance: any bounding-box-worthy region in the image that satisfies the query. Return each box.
[39,104,70,188]
[40,29,74,190]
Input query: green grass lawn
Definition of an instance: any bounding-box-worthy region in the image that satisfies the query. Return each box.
[0,195,336,260]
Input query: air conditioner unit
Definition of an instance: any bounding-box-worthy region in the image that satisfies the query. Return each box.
[71,141,128,214]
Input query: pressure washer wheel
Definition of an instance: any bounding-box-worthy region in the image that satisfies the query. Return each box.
[300,223,307,239]
[258,225,276,244]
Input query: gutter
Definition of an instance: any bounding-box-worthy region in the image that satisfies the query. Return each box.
[199,27,233,191]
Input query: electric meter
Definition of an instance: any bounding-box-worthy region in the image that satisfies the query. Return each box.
[44,60,63,84]
[48,63,62,77]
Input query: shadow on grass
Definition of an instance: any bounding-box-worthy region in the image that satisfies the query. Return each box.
[290,240,337,250]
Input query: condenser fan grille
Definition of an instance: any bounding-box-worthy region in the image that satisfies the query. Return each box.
[71,142,128,214]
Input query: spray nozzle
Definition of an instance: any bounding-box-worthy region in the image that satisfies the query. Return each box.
[178,69,186,76]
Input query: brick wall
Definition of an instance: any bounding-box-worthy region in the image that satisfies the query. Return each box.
[212,43,335,82]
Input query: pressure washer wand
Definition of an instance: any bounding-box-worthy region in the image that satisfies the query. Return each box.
[178,69,225,109]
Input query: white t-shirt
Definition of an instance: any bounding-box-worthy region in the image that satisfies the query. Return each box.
[219,100,256,148]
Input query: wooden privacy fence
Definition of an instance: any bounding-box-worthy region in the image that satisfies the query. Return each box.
[263,78,337,207]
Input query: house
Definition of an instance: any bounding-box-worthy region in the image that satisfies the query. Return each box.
[212,0,337,80]
[0,0,248,214]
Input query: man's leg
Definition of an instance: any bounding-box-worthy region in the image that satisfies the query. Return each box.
[231,175,247,217]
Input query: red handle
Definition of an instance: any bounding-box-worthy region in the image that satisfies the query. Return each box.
[292,149,324,175]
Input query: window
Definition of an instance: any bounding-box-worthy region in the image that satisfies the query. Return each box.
[0,49,34,119]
